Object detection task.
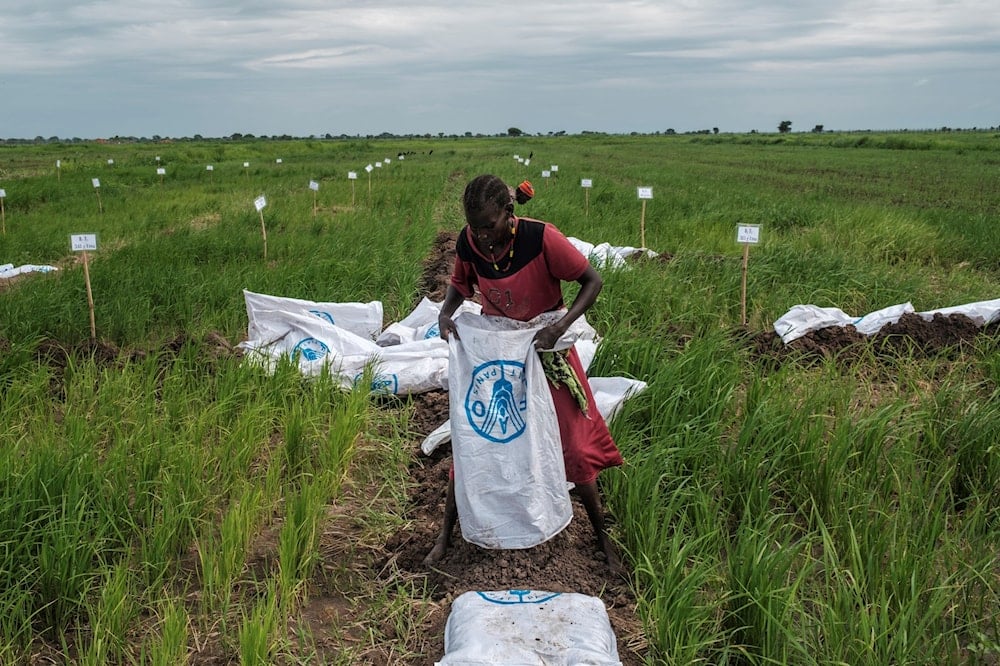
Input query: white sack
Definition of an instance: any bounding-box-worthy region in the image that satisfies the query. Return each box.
[243,289,383,341]
[437,590,621,666]
[421,376,648,456]
[239,308,449,394]
[568,237,659,269]
[449,313,573,550]
[774,297,1000,344]
[920,298,1000,326]
[0,263,59,279]
[377,297,482,346]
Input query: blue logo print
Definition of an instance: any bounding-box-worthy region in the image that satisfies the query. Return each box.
[309,310,335,326]
[464,360,528,443]
[291,337,329,362]
[477,590,562,605]
[353,372,399,395]
[423,323,440,339]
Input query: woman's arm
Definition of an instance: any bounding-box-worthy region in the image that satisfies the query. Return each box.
[533,265,603,350]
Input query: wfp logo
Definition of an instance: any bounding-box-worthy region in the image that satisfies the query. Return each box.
[464,360,528,444]
[291,337,329,362]
[309,310,335,326]
[423,323,440,339]
[477,590,562,605]
[353,372,399,395]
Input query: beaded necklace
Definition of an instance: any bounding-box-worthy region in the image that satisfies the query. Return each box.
[489,220,517,271]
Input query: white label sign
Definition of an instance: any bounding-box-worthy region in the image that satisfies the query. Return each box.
[71,234,98,251]
[206,165,214,171]
[551,165,559,172]
[399,155,405,160]
[514,155,520,160]
[107,159,114,165]
[254,195,267,212]
[542,170,551,178]
[348,171,358,180]
[56,159,61,168]
[276,158,283,164]
[243,162,250,168]
[309,180,319,191]
[156,168,165,175]
[155,156,160,162]
[375,162,382,168]
[637,186,653,200]
[0,189,6,198]
[518,158,525,164]
[383,158,390,164]
[92,178,101,188]
[581,179,592,188]
[737,224,761,244]
[365,164,373,173]
[524,159,531,166]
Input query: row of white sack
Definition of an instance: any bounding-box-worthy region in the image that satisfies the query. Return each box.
[237,289,642,398]
[0,263,58,279]
[773,297,1000,344]
[566,237,659,268]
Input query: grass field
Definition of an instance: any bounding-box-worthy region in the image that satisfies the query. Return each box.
[1,131,999,664]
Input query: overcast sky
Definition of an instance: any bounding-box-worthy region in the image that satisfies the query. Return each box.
[1,0,997,139]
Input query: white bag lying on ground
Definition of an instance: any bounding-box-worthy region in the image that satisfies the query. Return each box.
[568,237,659,268]
[421,376,648,456]
[449,313,572,550]
[243,289,384,341]
[0,263,59,279]
[239,307,449,394]
[437,590,621,666]
[377,297,482,346]
[773,298,1000,344]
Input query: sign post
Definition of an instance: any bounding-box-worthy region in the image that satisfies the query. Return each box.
[736,224,761,326]
[56,159,61,181]
[581,179,592,217]
[636,186,653,249]
[92,178,103,214]
[365,164,374,199]
[0,189,6,234]
[206,164,214,182]
[309,180,319,216]
[254,195,268,260]
[71,233,99,340]
[157,167,166,185]
[348,171,357,206]
[541,170,551,186]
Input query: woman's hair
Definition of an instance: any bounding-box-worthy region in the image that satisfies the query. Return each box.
[463,174,513,222]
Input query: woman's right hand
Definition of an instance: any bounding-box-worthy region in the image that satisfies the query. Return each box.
[438,313,459,341]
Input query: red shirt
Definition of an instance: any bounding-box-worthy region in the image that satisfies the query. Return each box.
[451,217,590,321]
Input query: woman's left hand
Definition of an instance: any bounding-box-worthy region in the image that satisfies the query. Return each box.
[532,324,563,351]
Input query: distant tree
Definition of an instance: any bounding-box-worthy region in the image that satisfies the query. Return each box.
[713,127,719,134]
[665,128,676,135]
[812,124,824,133]
[778,120,792,133]
[507,127,524,137]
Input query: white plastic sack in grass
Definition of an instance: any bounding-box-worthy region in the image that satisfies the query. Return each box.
[0,263,58,279]
[449,312,573,550]
[243,289,383,341]
[239,302,449,395]
[436,590,621,666]
[568,237,659,269]
[773,298,1000,344]
[376,297,482,346]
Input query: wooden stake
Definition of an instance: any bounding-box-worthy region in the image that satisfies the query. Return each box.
[1,197,5,234]
[640,199,647,249]
[258,209,268,260]
[313,190,317,217]
[585,188,590,218]
[96,189,103,214]
[351,180,356,207]
[740,242,750,327]
[82,250,96,340]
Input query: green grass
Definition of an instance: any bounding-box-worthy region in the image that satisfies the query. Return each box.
[2,132,999,663]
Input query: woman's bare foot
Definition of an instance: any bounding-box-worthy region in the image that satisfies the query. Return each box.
[423,536,450,566]
[599,535,626,580]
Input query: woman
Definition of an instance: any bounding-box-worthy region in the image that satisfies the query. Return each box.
[424,174,624,573]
